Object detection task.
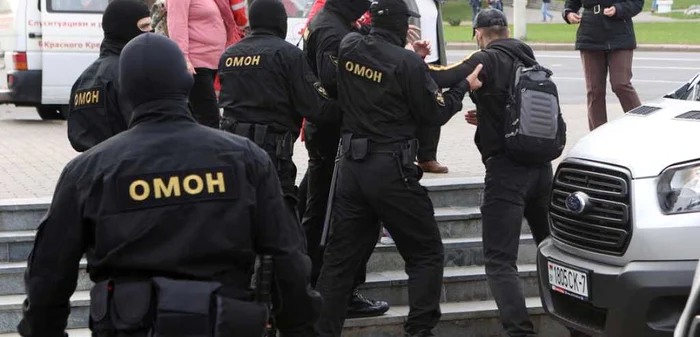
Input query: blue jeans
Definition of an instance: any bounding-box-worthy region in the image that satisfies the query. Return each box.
[541,2,553,20]
[472,5,481,24]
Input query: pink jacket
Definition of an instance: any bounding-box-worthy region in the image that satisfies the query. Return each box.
[167,0,238,70]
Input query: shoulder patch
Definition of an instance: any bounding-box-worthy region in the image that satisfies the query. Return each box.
[435,90,446,106]
[72,86,105,110]
[116,167,239,211]
[428,50,480,71]
[313,82,331,99]
[329,55,338,67]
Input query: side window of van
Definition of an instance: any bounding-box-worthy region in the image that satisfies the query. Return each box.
[248,0,314,18]
[47,0,107,13]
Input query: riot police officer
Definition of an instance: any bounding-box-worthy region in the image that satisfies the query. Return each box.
[302,0,390,318]
[218,0,339,216]
[66,0,151,152]
[313,0,482,336]
[18,33,320,337]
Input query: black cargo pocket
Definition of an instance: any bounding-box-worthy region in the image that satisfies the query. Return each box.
[110,280,154,332]
[90,280,114,333]
[213,295,268,337]
[152,277,222,337]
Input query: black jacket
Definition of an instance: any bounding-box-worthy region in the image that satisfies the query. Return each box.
[563,0,643,50]
[18,33,319,337]
[302,0,369,136]
[338,28,468,143]
[219,31,339,138]
[67,39,130,152]
[430,38,538,162]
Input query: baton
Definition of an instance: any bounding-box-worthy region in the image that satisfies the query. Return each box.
[320,138,343,247]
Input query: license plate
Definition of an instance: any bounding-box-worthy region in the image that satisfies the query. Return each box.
[548,260,590,301]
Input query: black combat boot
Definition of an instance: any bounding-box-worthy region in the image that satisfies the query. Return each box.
[346,288,390,318]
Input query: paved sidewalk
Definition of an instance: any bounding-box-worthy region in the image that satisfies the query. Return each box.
[0,103,624,200]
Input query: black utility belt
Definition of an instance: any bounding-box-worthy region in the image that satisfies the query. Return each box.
[340,134,419,166]
[90,277,269,337]
[222,119,295,158]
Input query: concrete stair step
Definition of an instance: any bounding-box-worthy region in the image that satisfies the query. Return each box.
[433,206,530,240]
[0,178,485,234]
[424,177,484,210]
[360,265,539,307]
[0,260,91,296]
[0,199,50,232]
[0,291,90,334]
[0,205,533,264]
[0,231,34,263]
[368,235,536,273]
[0,296,567,336]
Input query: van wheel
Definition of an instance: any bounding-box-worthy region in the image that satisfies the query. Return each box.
[36,105,67,120]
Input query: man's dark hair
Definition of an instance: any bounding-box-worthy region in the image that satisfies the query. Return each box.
[479,25,508,39]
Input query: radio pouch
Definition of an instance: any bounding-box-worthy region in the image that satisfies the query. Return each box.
[110,280,154,332]
[152,277,222,337]
[213,294,269,337]
[350,138,369,161]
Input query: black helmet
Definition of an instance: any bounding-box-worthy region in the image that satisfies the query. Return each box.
[473,8,508,37]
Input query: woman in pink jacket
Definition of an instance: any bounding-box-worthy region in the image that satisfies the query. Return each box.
[167,0,238,128]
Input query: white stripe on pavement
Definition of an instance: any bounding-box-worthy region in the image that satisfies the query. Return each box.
[536,54,700,62]
[554,76,686,84]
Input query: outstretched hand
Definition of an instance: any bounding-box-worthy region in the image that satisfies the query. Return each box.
[467,64,483,91]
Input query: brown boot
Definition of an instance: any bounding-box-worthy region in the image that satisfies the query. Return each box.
[419,161,448,174]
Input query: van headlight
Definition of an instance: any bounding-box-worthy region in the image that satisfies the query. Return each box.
[657,162,700,214]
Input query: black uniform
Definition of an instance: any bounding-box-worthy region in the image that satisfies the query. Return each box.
[66,0,150,152]
[313,1,469,336]
[302,0,390,318]
[18,34,320,337]
[218,0,339,216]
[429,11,552,337]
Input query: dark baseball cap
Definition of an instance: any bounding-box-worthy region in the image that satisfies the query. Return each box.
[370,0,421,19]
[473,8,508,36]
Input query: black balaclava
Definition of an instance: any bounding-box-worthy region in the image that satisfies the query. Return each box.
[370,0,420,46]
[119,33,194,109]
[102,0,151,44]
[248,0,288,39]
[326,0,371,23]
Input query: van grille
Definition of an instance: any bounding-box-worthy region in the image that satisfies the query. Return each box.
[550,162,632,255]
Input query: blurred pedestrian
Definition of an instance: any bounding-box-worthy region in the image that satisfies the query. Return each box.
[563,0,643,130]
[489,0,503,11]
[167,0,238,128]
[542,0,554,21]
[471,0,482,24]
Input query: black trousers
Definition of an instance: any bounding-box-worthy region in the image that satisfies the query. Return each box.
[481,155,552,337]
[190,68,220,129]
[315,150,444,337]
[416,60,443,163]
[416,126,441,162]
[301,123,368,288]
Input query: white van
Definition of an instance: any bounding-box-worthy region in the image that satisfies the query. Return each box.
[538,72,700,336]
[0,0,314,120]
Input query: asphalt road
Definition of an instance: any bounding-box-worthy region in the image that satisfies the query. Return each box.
[2,50,699,119]
[445,50,700,105]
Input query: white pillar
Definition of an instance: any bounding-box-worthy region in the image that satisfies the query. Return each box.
[513,0,527,40]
